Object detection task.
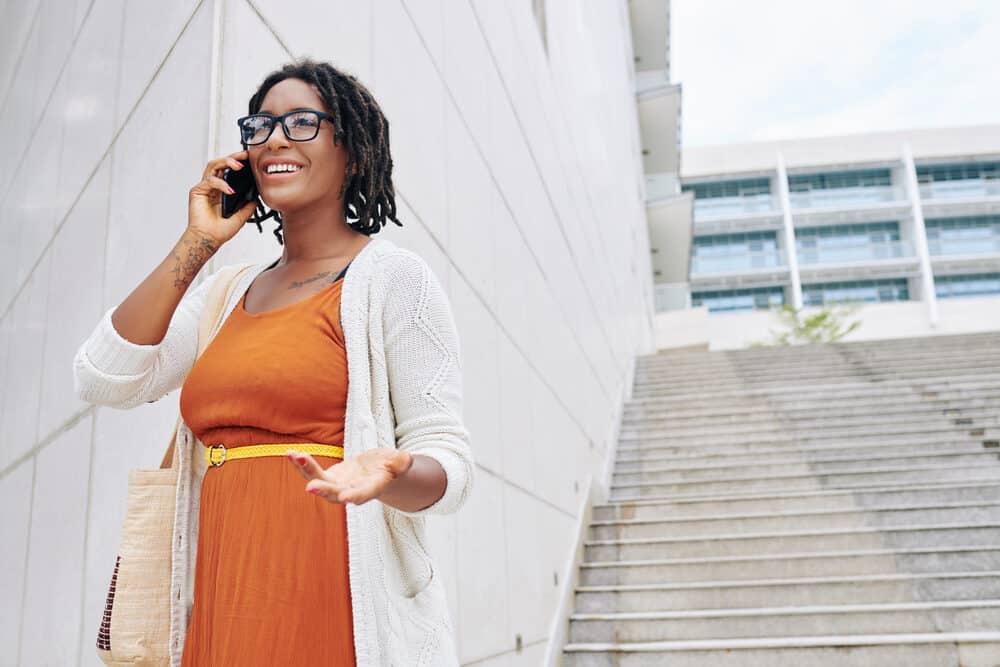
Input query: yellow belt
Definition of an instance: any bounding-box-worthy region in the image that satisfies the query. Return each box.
[205,443,344,467]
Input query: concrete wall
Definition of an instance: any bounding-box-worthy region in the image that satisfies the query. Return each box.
[655,297,1000,351]
[0,1,654,665]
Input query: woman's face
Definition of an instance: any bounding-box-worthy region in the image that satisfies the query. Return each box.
[248,77,352,217]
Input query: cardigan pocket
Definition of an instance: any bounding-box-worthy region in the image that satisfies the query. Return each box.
[381,504,434,598]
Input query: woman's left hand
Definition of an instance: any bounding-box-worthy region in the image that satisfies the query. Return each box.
[287,447,414,505]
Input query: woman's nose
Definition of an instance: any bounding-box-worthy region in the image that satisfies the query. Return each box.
[265,121,293,150]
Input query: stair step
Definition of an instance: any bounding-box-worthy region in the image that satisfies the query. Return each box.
[595,482,1000,521]
[620,406,999,432]
[567,599,1000,642]
[619,422,997,447]
[574,571,1000,612]
[561,632,1000,667]
[624,376,1000,407]
[612,450,1000,483]
[584,523,1000,561]
[619,417,998,443]
[607,477,997,506]
[589,501,1000,541]
[614,440,994,468]
[609,462,1000,499]
[634,361,1000,386]
[615,435,996,458]
[623,394,1000,420]
[579,545,1000,586]
[632,372,1000,397]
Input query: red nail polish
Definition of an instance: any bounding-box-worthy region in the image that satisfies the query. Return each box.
[308,488,320,495]
[296,456,307,464]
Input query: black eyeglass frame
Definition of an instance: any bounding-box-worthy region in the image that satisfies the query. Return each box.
[236,109,336,146]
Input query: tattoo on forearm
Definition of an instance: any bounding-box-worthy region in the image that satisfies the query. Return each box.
[170,236,218,290]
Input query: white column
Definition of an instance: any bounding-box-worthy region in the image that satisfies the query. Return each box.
[901,142,939,327]
[776,152,803,308]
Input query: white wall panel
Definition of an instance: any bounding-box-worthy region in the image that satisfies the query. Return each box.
[0,250,50,470]
[0,459,33,660]
[456,469,510,663]
[371,0,448,245]
[449,274,501,474]
[253,0,374,82]
[57,0,126,220]
[103,1,213,311]
[19,415,92,666]
[116,0,201,127]
[38,157,110,442]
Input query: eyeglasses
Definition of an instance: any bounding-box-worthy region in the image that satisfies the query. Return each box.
[236,110,334,146]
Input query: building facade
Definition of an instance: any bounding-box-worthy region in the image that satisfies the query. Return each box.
[652,125,1000,348]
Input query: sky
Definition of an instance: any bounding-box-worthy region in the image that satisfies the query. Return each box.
[671,0,1000,147]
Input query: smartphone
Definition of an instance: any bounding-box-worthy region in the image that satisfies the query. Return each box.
[221,158,258,219]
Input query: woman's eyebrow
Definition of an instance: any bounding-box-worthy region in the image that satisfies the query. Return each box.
[258,106,315,114]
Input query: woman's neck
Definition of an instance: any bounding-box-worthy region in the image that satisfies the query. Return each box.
[275,210,370,265]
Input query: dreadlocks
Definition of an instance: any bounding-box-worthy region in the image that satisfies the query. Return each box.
[243,58,402,243]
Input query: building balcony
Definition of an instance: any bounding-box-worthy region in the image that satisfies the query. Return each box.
[797,240,920,283]
[693,194,779,222]
[929,237,1000,257]
[797,240,913,266]
[690,250,785,276]
[688,250,790,292]
[791,187,912,227]
[789,185,907,211]
[920,179,1000,201]
[929,238,1000,276]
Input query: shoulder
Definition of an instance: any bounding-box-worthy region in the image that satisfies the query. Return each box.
[369,239,431,278]
[366,239,439,295]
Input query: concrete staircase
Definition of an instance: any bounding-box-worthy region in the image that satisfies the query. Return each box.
[562,331,1000,666]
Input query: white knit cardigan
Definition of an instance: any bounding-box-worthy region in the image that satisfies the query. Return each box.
[72,237,473,666]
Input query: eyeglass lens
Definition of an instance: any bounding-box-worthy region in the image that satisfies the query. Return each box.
[241,111,322,145]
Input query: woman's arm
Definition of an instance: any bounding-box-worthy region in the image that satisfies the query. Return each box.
[111,229,218,345]
[73,278,215,408]
[73,148,257,410]
[378,250,475,517]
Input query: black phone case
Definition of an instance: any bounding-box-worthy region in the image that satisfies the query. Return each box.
[221,158,258,219]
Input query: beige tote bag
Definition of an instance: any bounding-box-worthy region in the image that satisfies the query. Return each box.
[96,263,255,666]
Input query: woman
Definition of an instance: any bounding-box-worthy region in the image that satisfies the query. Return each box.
[73,59,473,666]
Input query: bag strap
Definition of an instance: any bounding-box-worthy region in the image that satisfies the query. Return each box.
[159,262,258,470]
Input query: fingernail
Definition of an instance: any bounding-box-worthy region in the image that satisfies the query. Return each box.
[308,488,320,495]
[227,186,235,194]
[296,456,307,464]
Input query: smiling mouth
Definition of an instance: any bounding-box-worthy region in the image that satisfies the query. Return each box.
[262,166,304,180]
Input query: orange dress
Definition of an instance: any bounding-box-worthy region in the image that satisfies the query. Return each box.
[177,266,357,666]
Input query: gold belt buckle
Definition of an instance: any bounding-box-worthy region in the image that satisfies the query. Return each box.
[208,444,227,467]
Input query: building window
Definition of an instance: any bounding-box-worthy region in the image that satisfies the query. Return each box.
[925,215,1000,256]
[691,231,781,274]
[682,178,771,199]
[788,169,892,193]
[917,161,1000,183]
[691,286,785,313]
[802,278,909,306]
[796,222,905,264]
[935,273,1000,298]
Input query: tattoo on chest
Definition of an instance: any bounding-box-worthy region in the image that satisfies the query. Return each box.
[287,271,338,291]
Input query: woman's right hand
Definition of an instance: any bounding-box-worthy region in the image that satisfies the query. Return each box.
[186,150,259,246]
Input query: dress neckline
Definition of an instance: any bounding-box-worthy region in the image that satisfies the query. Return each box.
[240,274,344,318]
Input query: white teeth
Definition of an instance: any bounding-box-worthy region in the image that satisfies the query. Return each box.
[266,164,301,174]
